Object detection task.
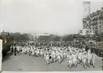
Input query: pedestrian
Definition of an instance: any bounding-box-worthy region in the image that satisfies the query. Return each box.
[13,44,17,56]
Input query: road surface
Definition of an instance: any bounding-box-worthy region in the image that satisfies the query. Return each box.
[2,54,103,71]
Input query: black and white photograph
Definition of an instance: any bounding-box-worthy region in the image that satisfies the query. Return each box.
[0,0,103,72]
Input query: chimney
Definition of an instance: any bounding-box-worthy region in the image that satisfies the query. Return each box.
[83,1,91,17]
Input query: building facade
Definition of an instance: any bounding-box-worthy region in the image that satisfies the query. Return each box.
[82,7,103,35]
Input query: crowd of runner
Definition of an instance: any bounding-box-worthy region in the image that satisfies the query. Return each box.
[8,40,96,69]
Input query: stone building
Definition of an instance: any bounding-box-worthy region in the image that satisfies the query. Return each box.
[82,7,103,35]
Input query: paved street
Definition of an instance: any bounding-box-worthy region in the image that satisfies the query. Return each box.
[2,54,103,71]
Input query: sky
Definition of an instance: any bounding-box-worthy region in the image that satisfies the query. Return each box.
[0,0,103,36]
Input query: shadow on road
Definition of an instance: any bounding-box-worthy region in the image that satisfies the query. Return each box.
[2,55,11,63]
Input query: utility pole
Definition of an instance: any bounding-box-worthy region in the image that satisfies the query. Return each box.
[0,39,2,71]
